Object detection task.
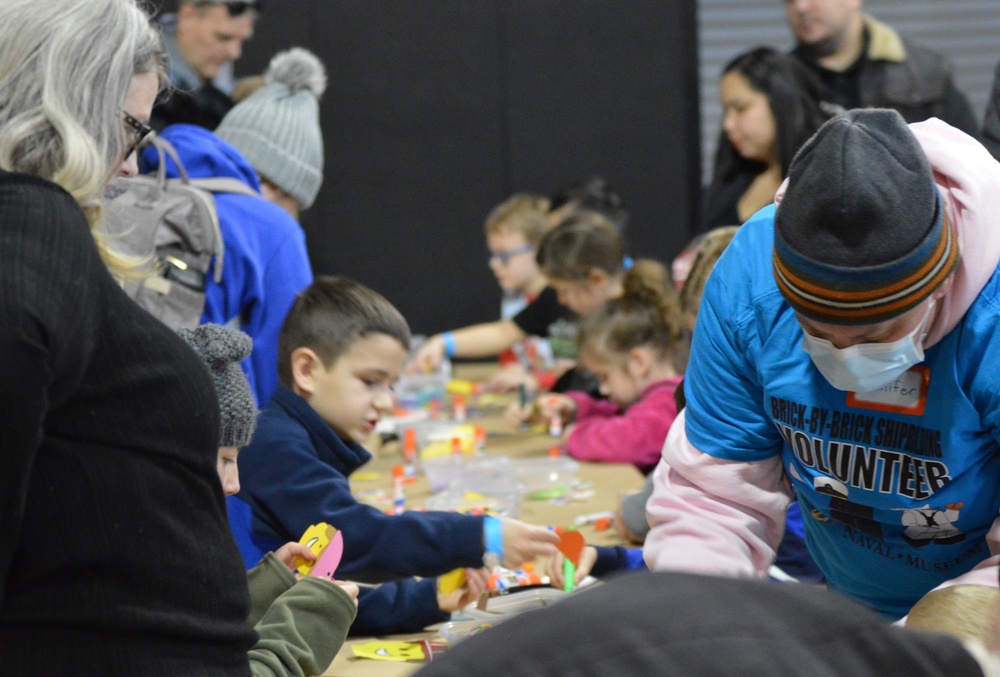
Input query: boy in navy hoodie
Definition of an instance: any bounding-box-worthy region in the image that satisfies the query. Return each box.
[234,276,558,633]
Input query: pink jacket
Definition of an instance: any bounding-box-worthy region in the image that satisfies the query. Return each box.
[565,376,682,473]
[644,118,1000,582]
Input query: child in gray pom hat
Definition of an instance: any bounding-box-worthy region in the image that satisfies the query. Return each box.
[216,47,326,220]
[178,323,359,677]
[146,50,320,407]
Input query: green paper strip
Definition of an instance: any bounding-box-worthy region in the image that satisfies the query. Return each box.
[563,558,576,593]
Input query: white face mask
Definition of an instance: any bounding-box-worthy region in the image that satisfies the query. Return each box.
[800,300,935,393]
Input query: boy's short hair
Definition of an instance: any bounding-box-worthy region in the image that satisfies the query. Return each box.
[906,585,1000,644]
[483,193,551,245]
[278,276,411,387]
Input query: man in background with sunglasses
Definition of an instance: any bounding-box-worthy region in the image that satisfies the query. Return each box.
[153,0,260,131]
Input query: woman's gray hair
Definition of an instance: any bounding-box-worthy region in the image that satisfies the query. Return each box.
[0,0,165,272]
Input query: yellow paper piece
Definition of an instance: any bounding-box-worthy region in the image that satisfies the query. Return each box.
[351,641,427,662]
[295,522,336,576]
[419,441,451,461]
[446,379,476,395]
[350,471,382,482]
[438,567,467,594]
[419,424,477,460]
[477,393,504,403]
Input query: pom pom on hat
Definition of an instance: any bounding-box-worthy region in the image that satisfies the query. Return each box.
[216,47,326,210]
[773,108,958,325]
[177,324,258,448]
[265,47,327,98]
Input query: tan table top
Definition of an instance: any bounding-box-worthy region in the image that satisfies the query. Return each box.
[322,365,645,676]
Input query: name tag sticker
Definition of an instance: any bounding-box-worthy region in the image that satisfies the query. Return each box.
[846,365,928,416]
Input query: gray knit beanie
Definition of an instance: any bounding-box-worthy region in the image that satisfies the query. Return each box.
[177,324,258,448]
[773,108,957,325]
[216,47,326,210]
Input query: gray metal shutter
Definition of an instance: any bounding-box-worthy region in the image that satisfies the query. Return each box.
[697,0,1000,185]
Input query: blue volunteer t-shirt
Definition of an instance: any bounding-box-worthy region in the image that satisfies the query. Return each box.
[685,205,1000,618]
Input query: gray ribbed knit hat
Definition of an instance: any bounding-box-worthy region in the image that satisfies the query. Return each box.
[177,324,258,448]
[216,47,326,210]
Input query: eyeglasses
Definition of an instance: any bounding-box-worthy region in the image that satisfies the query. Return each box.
[195,0,264,16]
[488,243,535,266]
[122,111,154,160]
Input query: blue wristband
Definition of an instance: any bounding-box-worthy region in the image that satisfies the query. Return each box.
[483,515,503,567]
[441,331,456,358]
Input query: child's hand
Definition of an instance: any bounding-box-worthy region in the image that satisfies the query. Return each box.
[484,365,537,394]
[536,394,576,426]
[336,581,360,607]
[274,542,316,571]
[313,579,360,607]
[407,335,445,375]
[436,567,489,613]
[546,546,598,589]
[500,518,559,568]
[504,399,538,427]
[615,490,647,545]
[550,359,576,379]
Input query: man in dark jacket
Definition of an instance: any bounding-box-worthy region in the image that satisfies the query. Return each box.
[153,0,258,131]
[980,59,1000,162]
[785,0,979,137]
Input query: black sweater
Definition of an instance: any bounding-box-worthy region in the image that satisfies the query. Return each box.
[0,172,254,674]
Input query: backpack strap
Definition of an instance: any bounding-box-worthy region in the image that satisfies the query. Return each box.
[188,176,261,198]
[185,178,263,285]
[140,136,266,285]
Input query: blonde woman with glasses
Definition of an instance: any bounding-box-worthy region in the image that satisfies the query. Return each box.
[0,0,256,672]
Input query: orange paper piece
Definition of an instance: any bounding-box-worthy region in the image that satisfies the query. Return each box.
[557,530,585,567]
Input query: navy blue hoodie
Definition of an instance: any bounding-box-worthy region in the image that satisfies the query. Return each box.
[239,387,487,578]
[235,386,490,633]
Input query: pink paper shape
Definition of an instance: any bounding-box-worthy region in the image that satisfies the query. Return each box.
[311,530,344,580]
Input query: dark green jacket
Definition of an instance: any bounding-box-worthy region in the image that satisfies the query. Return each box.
[247,553,357,677]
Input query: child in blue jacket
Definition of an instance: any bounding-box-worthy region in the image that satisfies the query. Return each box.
[233,276,558,633]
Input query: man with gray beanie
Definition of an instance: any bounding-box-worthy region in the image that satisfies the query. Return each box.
[178,323,360,677]
[141,47,329,406]
[642,108,1000,620]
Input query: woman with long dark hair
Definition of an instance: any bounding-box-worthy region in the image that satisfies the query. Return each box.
[701,46,834,232]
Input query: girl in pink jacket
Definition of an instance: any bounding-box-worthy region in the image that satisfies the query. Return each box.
[532,271,688,474]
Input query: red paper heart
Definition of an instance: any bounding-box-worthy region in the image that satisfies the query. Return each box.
[557,530,585,567]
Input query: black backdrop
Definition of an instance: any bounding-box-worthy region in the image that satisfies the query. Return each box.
[159,0,701,335]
